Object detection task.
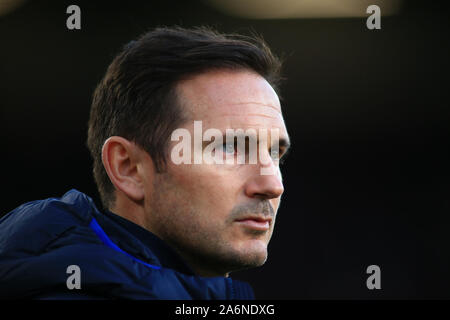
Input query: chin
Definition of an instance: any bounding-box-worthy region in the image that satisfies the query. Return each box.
[233,239,269,269]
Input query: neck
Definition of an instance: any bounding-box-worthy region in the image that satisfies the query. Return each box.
[165,245,230,278]
[111,195,148,229]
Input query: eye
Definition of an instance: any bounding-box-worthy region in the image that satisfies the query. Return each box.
[222,142,236,154]
[268,146,280,161]
[271,149,280,160]
[278,149,290,166]
[270,147,288,165]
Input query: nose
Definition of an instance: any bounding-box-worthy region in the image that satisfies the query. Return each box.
[244,167,284,200]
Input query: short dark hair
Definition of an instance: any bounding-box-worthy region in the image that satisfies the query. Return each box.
[87,26,283,209]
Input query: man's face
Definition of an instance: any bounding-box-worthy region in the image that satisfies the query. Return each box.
[144,69,289,276]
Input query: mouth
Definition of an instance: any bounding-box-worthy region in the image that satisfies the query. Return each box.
[235,215,272,231]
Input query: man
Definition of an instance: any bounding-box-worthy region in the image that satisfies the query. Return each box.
[0,26,290,299]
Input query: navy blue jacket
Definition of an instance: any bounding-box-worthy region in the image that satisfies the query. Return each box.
[0,190,254,300]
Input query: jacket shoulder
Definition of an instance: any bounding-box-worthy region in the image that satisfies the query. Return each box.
[0,189,97,257]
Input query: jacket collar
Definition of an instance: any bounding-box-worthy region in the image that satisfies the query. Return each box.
[100,209,196,276]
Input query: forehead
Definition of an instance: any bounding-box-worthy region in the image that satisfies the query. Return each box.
[176,69,286,133]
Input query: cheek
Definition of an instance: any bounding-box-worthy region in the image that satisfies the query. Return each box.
[272,197,281,211]
[169,163,240,209]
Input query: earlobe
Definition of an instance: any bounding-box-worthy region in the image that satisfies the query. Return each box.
[101,136,145,202]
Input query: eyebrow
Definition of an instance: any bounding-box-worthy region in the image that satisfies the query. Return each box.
[200,131,291,150]
[224,132,291,155]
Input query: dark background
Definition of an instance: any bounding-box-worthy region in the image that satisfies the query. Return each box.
[1,0,449,299]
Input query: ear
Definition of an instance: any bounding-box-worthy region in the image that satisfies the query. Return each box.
[101,136,145,202]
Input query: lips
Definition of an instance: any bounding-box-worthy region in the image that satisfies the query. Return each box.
[235,216,272,231]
